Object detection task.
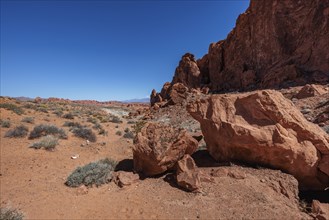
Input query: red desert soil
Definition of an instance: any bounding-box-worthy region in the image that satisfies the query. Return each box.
[0,97,315,219]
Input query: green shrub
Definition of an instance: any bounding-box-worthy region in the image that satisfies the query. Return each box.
[115,130,122,136]
[62,113,74,119]
[72,127,96,142]
[30,135,59,151]
[0,119,11,128]
[65,158,117,187]
[0,207,24,220]
[0,103,24,115]
[29,124,67,139]
[5,125,28,138]
[21,117,34,124]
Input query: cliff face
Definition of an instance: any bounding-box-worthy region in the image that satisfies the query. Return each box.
[152,0,329,104]
[203,0,329,91]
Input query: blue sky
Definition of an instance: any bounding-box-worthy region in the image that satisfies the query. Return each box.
[1,0,249,101]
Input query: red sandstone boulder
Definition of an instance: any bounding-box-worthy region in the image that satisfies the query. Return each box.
[133,122,199,176]
[296,84,328,99]
[187,90,329,190]
[168,83,188,105]
[176,155,201,192]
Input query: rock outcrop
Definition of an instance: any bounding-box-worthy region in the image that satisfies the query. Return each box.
[187,90,329,189]
[133,122,198,176]
[151,0,329,106]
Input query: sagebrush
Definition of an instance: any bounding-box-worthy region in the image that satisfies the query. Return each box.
[30,135,59,151]
[5,125,28,138]
[72,127,96,142]
[65,158,117,187]
[29,124,67,139]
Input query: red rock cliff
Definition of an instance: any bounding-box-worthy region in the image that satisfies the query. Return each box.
[151,0,329,104]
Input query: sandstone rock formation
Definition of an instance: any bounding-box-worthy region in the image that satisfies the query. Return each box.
[187,90,329,189]
[133,122,198,176]
[176,154,201,192]
[151,0,329,106]
[150,82,189,107]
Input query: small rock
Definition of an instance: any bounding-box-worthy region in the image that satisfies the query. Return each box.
[113,171,140,188]
[228,170,246,179]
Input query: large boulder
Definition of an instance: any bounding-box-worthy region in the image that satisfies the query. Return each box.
[133,122,198,176]
[187,90,329,189]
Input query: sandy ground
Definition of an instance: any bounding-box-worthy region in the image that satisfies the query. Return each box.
[0,98,316,219]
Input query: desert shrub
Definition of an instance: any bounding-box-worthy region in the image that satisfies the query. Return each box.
[123,131,135,139]
[30,135,59,151]
[29,124,67,139]
[87,117,98,124]
[98,128,107,136]
[53,110,63,117]
[62,113,74,119]
[115,125,119,128]
[72,127,96,142]
[92,123,102,130]
[115,130,122,136]
[0,119,11,128]
[110,116,122,124]
[0,103,24,115]
[21,117,34,124]
[133,120,146,134]
[5,125,28,138]
[65,158,117,187]
[0,207,24,220]
[36,106,48,113]
[127,120,135,124]
[63,121,82,128]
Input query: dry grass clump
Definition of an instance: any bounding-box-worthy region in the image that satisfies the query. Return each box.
[0,119,11,128]
[21,117,34,124]
[30,135,59,151]
[62,113,74,119]
[0,207,24,220]
[65,158,117,187]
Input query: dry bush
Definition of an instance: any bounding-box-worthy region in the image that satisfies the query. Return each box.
[0,207,24,220]
[30,135,59,151]
[65,158,117,187]
[29,124,67,139]
[72,127,96,142]
[0,103,24,115]
[5,125,28,138]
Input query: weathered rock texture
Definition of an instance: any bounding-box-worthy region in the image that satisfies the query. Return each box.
[133,122,198,176]
[187,90,329,189]
[151,0,329,105]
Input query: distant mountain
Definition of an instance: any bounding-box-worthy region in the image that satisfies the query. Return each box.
[13,96,34,101]
[123,98,149,103]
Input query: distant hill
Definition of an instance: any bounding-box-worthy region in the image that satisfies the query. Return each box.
[13,96,34,101]
[123,98,149,103]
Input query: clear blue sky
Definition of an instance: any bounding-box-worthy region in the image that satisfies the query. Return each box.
[1,0,249,101]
